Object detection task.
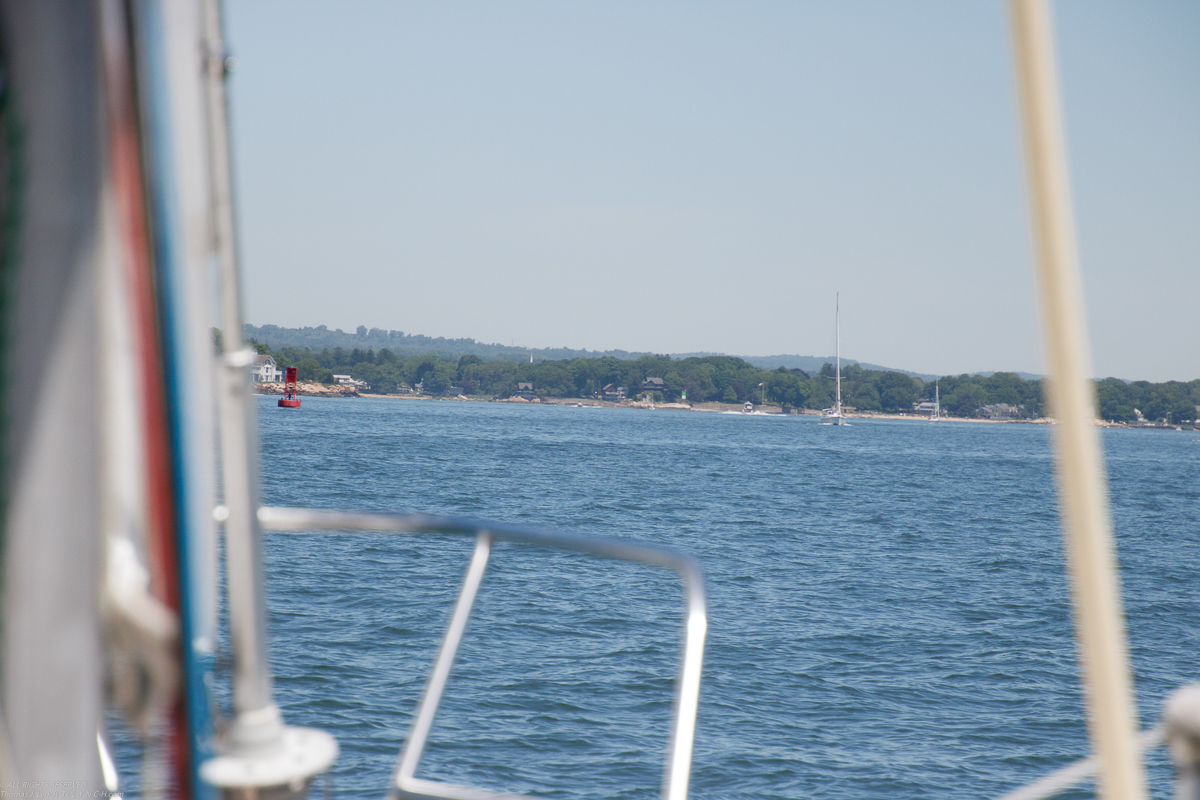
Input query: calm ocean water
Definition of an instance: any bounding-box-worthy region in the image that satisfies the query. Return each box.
[118,396,1200,798]
[247,396,1199,799]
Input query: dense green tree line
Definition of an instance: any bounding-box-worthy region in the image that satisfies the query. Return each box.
[251,342,1198,422]
[1095,378,1200,424]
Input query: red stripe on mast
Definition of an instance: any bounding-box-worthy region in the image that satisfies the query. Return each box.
[100,2,188,794]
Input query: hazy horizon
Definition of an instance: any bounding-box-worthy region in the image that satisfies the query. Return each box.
[226,1,1199,383]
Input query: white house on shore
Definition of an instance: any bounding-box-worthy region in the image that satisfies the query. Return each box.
[252,354,282,383]
[332,374,369,390]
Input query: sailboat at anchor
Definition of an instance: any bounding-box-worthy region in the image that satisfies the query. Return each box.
[821,294,847,425]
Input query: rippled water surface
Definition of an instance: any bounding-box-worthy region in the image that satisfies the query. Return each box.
[230,398,1198,798]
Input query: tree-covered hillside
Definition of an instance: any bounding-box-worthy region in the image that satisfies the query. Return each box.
[243,323,922,375]
[244,323,656,362]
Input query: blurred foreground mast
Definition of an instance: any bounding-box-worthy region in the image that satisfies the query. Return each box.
[1008,3,1147,800]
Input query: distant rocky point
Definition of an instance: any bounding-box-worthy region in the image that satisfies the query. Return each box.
[253,380,359,397]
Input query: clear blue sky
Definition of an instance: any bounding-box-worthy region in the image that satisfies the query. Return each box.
[225,1,1199,381]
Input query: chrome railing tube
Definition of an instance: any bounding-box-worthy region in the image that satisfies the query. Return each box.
[396,532,494,786]
[256,507,708,800]
[994,726,1164,800]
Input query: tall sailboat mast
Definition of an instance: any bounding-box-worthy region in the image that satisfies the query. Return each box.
[834,293,841,416]
[821,294,846,425]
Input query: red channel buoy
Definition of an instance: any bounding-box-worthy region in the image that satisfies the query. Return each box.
[278,366,301,408]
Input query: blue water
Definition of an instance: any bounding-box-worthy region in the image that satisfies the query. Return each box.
[226,398,1200,797]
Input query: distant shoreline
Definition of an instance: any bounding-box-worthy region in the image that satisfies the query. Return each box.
[353,392,1054,425]
[257,387,1192,430]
